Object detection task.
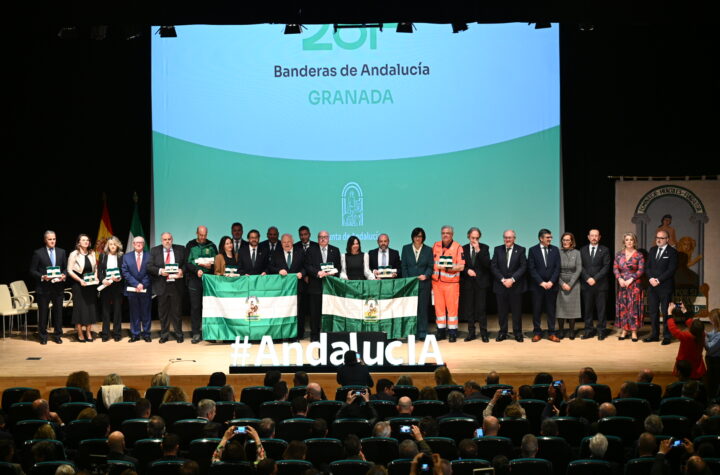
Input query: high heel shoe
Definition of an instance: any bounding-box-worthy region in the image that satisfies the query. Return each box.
[632,334,638,342]
[618,334,627,341]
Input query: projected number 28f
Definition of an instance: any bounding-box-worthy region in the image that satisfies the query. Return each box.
[303,24,389,51]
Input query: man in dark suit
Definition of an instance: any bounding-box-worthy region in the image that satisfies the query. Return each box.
[259,226,280,260]
[230,222,247,255]
[29,230,67,344]
[304,230,341,342]
[579,229,612,340]
[238,229,269,275]
[527,228,561,342]
[121,236,153,342]
[294,226,319,340]
[460,227,491,342]
[368,234,402,279]
[107,431,139,465]
[268,233,306,339]
[490,230,527,342]
[644,229,679,345]
[148,232,187,343]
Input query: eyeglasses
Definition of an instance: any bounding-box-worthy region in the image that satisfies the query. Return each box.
[656,236,668,240]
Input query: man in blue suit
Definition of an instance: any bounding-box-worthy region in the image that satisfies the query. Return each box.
[121,236,152,342]
[527,229,560,342]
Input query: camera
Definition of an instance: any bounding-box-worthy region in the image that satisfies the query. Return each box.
[474,428,484,437]
[234,426,247,434]
[400,425,411,433]
[671,438,683,448]
[419,454,433,472]
[501,389,512,396]
[552,380,563,388]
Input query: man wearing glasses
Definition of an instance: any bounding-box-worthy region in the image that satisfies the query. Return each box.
[643,230,678,345]
[305,231,341,342]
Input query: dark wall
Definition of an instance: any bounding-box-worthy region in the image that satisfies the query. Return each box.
[2,22,717,287]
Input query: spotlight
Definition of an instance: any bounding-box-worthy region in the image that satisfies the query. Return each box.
[57,26,79,39]
[451,23,468,34]
[157,26,177,38]
[396,23,415,33]
[284,24,305,34]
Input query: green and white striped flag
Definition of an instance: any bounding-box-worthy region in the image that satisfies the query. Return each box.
[202,274,298,341]
[322,276,418,339]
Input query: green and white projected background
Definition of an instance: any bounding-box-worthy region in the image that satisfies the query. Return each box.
[151,24,560,248]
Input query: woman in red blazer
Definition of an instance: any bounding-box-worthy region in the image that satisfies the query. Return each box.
[667,301,706,379]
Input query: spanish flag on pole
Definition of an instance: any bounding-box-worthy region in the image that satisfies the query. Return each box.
[95,193,114,256]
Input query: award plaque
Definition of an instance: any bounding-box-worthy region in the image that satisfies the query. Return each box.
[106,268,121,279]
[165,263,179,274]
[46,266,61,278]
[321,263,338,275]
[224,266,239,277]
[83,273,99,285]
[377,266,397,278]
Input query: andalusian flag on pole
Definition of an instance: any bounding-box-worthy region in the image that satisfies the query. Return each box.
[202,274,298,340]
[127,192,148,251]
[322,276,418,339]
[95,193,114,256]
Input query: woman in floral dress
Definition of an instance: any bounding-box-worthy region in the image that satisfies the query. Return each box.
[614,232,645,341]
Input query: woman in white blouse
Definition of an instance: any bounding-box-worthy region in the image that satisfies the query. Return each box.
[67,234,98,342]
[340,236,375,280]
[98,236,125,342]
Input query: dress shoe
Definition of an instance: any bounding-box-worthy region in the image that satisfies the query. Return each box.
[598,331,606,341]
[176,337,184,343]
[449,333,457,343]
[53,337,63,344]
[515,335,524,342]
[436,329,447,341]
[129,336,140,342]
[632,337,639,342]
[643,337,659,343]
[558,330,565,339]
[114,336,122,342]
[76,336,86,343]
[532,334,542,342]
[144,336,152,342]
[481,335,489,343]
[549,335,561,343]
[101,336,109,342]
[159,337,168,344]
[192,334,202,344]
[87,337,94,343]
[618,335,627,341]
[496,333,507,342]
[40,338,47,345]
[569,332,575,340]
[464,333,476,342]
[581,330,596,340]
[662,338,672,345]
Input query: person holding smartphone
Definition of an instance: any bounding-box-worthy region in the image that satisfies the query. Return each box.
[212,425,265,463]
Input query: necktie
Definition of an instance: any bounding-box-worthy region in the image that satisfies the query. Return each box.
[506,247,512,268]
[543,247,548,266]
[49,248,55,266]
[381,251,387,266]
[270,244,275,253]
[656,248,662,259]
[303,243,309,252]
[322,248,327,262]
[471,248,476,265]
[234,240,239,254]
[251,249,256,266]
[136,252,142,271]
[287,252,292,267]
[590,247,596,260]
[165,248,171,264]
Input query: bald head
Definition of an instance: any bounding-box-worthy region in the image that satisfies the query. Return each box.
[598,402,616,419]
[196,226,208,244]
[577,385,595,400]
[108,431,126,452]
[397,396,413,415]
[637,369,654,383]
[482,416,500,436]
[306,382,322,402]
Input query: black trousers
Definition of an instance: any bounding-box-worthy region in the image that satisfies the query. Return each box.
[187,277,203,336]
[308,292,323,340]
[297,288,309,339]
[461,283,487,335]
[37,285,64,339]
[100,283,123,338]
[496,290,522,335]
[158,283,183,339]
[582,285,608,332]
[531,289,557,335]
[647,286,672,339]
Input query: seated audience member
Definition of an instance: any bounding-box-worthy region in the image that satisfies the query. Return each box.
[135,398,151,418]
[637,369,654,383]
[31,441,56,463]
[419,386,438,401]
[293,371,309,387]
[273,382,288,401]
[637,432,657,458]
[485,371,500,385]
[219,385,235,402]
[418,417,439,438]
[439,391,475,420]
[396,375,414,386]
[598,402,617,419]
[258,418,276,439]
[0,440,19,473]
[124,388,141,402]
[434,366,456,386]
[97,373,125,412]
[336,389,378,423]
[397,397,414,416]
[66,370,93,402]
[291,397,308,417]
[492,455,510,475]
[159,433,186,461]
[540,418,559,437]
[208,372,227,387]
[212,425,265,463]
[256,458,277,475]
[55,465,75,475]
[588,433,608,459]
[398,439,419,459]
[484,389,525,419]
[162,387,188,404]
[92,414,111,438]
[520,434,538,458]
[310,419,328,438]
[458,439,478,459]
[108,431,139,464]
[20,389,42,403]
[617,381,639,398]
[644,415,664,435]
[534,372,554,385]
[463,381,483,400]
[77,407,97,420]
[34,424,56,440]
[32,399,63,425]
[264,370,282,388]
[179,461,199,475]
[373,421,391,438]
[517,385,534,400]
[150,372,170,387]
[482,416,500,437]
[306,383,323,403]
[372,379,396,402]
[343,435,365,460]
[282,441,307,460]
[197,399,222,437]
[148,416,166,438]
[578,367,598,385]
[577,384,596,400]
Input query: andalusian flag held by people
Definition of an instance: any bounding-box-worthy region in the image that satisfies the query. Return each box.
[322,276,418,339]
[95,194,114,256]
[127,192,148,251]
[202,274,298,340]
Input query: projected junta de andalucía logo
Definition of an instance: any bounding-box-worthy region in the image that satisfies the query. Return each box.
[342,182,363,227]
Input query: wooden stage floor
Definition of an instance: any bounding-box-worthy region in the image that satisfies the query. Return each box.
[1,315,680,399]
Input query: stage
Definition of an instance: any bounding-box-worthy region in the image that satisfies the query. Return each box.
[0,315,680,400]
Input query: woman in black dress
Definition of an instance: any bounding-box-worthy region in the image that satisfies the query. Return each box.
[340,235,375,280]
[214,236,240,276]
[67,234,98,342]
[98,236,124,341]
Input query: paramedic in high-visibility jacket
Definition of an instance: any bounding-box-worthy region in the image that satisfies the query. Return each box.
[432,225,465,342]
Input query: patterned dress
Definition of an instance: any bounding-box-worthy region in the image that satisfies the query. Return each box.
[613,250,645,330]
